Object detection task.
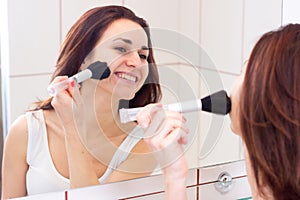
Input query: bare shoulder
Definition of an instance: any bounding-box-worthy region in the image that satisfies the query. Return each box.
[3,114,29,160]
[2,114,30,199]
[6,114,28,145]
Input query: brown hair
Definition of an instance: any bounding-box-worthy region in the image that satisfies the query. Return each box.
[239,24,300,199]
[35,5,161,110]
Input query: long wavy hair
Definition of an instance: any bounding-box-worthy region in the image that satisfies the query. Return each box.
[239,24,300,199]
[34,5,161,110]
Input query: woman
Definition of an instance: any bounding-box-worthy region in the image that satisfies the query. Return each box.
[2,5,161,199]
[137,24,300,199]
[231,23,300,199]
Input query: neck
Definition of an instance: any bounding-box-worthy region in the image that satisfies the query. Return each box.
[80,82,135,138]
[244,148,275,200]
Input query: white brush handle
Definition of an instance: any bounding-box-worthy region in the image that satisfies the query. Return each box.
[47,69,92,96]
[119,99,202,123]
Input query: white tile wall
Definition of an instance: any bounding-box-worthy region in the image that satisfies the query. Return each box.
[9,74,51,122]
[124,0,180,67]
[156,63,201,169]
[3,0,60,130]
[178,0,201,44]
[282,0,300,24]
[61,0,123,40]
[175,64,201,169]
[7,0,60,76]
[243,0,282,64]
[198,70,241,167]
[124,0,180,31]
[200,0,244,74]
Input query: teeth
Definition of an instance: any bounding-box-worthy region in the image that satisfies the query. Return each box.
[117,73,137,82]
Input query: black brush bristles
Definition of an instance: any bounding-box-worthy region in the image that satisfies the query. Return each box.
[201,90,231,115]
[87,61,111,80]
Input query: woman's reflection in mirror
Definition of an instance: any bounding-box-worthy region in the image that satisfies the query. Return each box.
[1,5,162,199]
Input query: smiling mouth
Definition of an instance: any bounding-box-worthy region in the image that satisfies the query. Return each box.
[115,72,137,82]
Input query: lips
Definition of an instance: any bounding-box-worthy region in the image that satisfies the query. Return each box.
[115,72,137,82]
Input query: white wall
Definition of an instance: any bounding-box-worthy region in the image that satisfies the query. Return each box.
[1,0,300,171]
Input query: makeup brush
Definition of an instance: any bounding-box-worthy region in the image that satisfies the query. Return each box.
[119,90,231,123]
[47,61,110,96]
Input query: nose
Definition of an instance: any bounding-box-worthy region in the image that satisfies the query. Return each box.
[125,51,142,67]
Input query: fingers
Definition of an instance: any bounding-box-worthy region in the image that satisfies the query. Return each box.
[50,77,84,133]
[136,104,189,152]
[137,104,186,131]
[151,112,187,140]
[51,76,68,84]
[51,77,80,102]
[50,77,82,126]
[147,126,189,150]
[67,80,81,102]
[136,103,162,129]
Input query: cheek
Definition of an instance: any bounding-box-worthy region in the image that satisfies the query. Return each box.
[229,94,242,135]
[230,112,240,135]
[229,75,244,135]
[140,65,149,83]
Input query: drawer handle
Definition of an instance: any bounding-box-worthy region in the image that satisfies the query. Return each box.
[215,172,233,194]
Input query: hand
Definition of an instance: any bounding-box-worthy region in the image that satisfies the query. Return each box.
[136,104,189,180]
[50,76,86,136]
[50,76,99,187]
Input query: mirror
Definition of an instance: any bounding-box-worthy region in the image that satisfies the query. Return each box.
[1,0,298,198]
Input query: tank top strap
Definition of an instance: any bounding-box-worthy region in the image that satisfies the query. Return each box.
[99,125,143,183]
[26,110,47,165]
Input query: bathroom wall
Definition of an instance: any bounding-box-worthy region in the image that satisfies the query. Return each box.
[1,0,300,196]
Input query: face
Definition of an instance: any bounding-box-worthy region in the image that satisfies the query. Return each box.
[83,18,150,100]
[229,70,245,135]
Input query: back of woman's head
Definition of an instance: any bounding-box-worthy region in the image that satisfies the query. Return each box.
[240,23,300,200]
[37,5,161,110]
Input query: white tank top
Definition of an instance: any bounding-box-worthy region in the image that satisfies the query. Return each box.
[25,110,143,195]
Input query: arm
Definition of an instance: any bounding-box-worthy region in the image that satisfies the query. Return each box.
[51,77,99,188]
[1,115,29,199]
[136,104,189,200]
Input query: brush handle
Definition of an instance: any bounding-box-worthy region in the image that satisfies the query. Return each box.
[119,90,231,123]
[47,69,92,96]
[47,61,110,97]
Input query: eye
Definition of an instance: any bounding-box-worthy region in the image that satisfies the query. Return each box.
[139,54,148,60]
[115,47,127,53]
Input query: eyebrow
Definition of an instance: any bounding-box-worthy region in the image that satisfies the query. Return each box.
[113,37,132,44]
[113,37,149,50]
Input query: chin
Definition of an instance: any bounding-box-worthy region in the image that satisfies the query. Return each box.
[230,123,236,133]
[230,123,241,136]
[116,92,136,101]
